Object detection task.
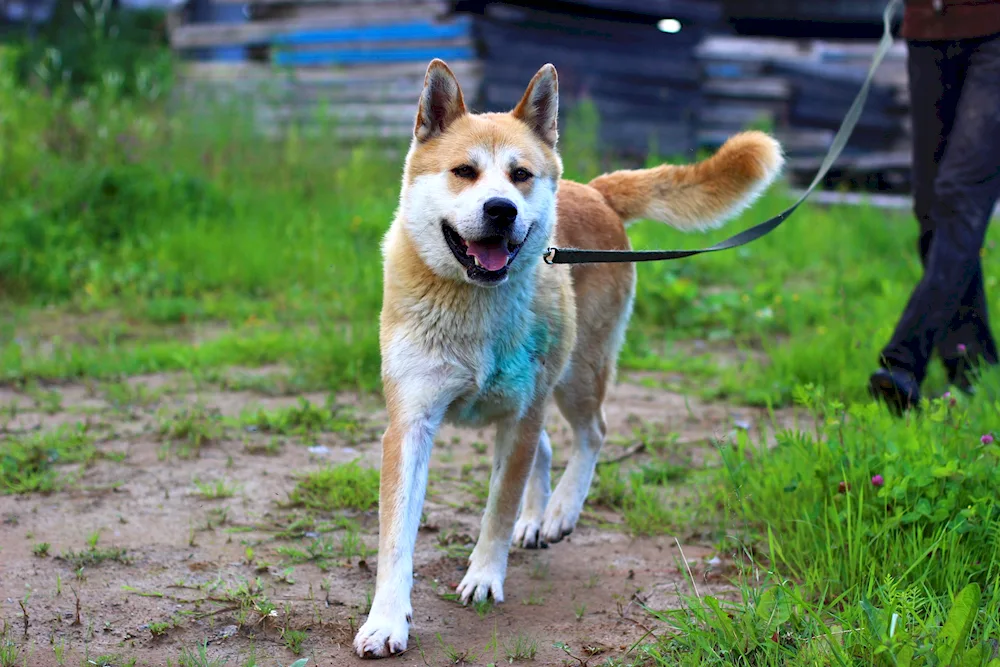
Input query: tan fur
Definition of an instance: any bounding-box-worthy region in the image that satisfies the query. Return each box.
[589,130,784,229]
[407,113,563,184]
[354,59,783,659]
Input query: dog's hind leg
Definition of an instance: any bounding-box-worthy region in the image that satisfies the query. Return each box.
[540,252,635,545]
[458,405,545,603]
[542,367,609,544]
[512,429,552,549]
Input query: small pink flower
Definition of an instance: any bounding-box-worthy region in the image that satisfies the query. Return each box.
[957,344,968,354]
[982,434,995,445]
[871,474,884,488]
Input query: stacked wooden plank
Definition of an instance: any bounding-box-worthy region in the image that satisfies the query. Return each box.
[168,0,918,195]
[469,0,725,159]
[722,0,902,41]
[170,0,479,141]
[723,0,891,25]
[695,34,912,193]
[0,0,57,24]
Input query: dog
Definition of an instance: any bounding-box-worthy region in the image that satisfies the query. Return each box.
[353,58,784,658]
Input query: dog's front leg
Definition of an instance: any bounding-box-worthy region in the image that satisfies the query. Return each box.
[457,405,545,604]
[354,414,437,658]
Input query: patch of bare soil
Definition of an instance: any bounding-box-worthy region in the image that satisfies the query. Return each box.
[0,370,803,666]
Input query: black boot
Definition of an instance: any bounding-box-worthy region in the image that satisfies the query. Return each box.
[868,367,922,415]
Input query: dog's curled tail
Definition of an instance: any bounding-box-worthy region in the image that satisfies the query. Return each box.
[587,130,785,232]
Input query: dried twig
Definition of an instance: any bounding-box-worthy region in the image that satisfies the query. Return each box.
[71,588,82,626]
[597,442,646,466]
[18,599,28,638]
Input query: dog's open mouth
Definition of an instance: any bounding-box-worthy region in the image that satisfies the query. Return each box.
[443,223,525,283]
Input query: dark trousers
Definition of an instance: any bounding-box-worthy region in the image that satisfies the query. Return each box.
[879,32,1000,384]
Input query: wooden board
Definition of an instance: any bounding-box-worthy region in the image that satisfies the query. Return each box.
[787,150,910,176]
[484,82,699,116]
[258,102,419,125]
[178,59,481,83]
[696,35,807,62]
[212,0,436,5]
[600,120,695,157]
[253,112,414,139]
[170,2,450,48]
[699,105,777,128]
[271,44,474,67]
[518,0,724,23]
[477,24,703,86]
[783,190,1000,218]
[702,77,791,100]
[269,15,470,45]
[271,35,472,54]
[482,3,705,48]
[176,78,431,105]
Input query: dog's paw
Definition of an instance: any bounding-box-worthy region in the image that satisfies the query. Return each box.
[513,516,548,549]
[457,559,506,604]
[354,608,411,659]
[541,500,579,544]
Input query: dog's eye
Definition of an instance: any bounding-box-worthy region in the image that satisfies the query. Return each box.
[511,167,533,183]
[452,165,477,179]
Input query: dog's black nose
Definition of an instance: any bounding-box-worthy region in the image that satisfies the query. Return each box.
[483,197,518,229]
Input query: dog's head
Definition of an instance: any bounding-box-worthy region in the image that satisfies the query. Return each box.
[399,59,562,287]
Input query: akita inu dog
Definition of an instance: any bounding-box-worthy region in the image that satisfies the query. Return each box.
[354,59,783,658]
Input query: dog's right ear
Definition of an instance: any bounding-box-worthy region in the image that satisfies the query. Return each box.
[414,59,466,142]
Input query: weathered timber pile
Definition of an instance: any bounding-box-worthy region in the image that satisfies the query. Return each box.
[167,0,918,194]
[696,33,912,193]
[467,0,725,158]
[170,0,478,140]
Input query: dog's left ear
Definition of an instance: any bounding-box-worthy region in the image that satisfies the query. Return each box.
[414,59,467,142]
[512,64,559,147]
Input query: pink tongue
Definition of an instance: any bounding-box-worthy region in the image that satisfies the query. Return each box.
[466,240,510,271]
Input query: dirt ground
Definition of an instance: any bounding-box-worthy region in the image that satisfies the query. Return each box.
[0,368,804,666]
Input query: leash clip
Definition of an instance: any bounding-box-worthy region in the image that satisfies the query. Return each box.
[543,248,556,265]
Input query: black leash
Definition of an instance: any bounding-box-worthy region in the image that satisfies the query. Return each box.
[543,0,903,266]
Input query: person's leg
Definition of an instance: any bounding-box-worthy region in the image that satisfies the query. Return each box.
[936,258,997,391]
[909,41,957,260]
[904,40,995,391]
[869,38,958,409]
[873,33,1000,411]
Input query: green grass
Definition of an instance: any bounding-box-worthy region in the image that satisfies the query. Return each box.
[3,39,997,406]
[0,629,21,667]
[275,523,372,569]
[59,530,130,568]
[281,629,307,655]
[4,29,1000,667]
[157,404,224,458]
[174,642,224,667]
[239,397,372,444]
[634,372,1000,666]
[284,460,380,512]
[192,477,239,500]
[0,424,97,494]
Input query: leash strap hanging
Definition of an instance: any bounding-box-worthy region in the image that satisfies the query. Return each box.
[544,0,903,266]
